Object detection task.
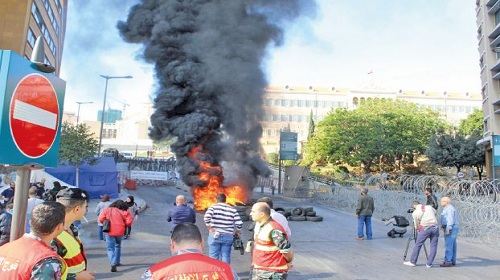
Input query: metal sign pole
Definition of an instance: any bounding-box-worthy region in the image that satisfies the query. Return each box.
[10,167,31,241]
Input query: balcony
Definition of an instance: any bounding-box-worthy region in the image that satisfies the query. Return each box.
[487,0,499,7]
[488,23,500,38]
[488,0,500,14]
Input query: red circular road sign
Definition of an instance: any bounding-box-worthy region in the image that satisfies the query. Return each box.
[9,74,60,158]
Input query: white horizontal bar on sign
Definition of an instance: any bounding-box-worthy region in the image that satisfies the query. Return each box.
[130,171,170,181]
[13,100,57,130]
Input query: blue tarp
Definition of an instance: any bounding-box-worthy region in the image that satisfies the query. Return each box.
[45,157,119,199]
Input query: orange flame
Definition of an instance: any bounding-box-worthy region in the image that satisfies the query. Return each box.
[188,146,247,210]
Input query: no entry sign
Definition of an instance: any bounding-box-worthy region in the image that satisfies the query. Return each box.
[0,50,65,167]
[9,74,59,158]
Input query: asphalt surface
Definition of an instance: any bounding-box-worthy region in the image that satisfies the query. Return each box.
[79,185,500,280]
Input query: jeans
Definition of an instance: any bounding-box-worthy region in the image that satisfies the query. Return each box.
[444,225,459,264]
[410,225,439,265]
[98,225,104,240]
[105,234,122,266]
[208,233,234,264]
[357,215,372,239]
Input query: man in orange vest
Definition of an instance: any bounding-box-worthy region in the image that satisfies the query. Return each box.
[140,223,239,280]
[250,202,293,280]
[52,188,95,280]
[0,202,67,279]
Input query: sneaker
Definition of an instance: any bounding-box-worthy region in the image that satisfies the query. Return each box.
[440,262,453,267]
[403,261,416,267]
[111,265,117,272]
[355,237,364,240]
[426,264,432,268]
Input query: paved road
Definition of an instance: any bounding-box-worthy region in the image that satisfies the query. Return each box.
[81,186,500,279]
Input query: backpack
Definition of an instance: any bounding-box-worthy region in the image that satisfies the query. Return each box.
[393,215,409,227]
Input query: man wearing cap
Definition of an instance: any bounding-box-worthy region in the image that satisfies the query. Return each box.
[52,188,96,280]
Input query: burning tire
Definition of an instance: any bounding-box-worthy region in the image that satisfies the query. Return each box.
[305,216,323,222]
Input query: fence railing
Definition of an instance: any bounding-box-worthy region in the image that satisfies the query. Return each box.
[306,174,500,247]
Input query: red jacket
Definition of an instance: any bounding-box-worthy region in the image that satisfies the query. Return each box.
[149,253,234,280]
[98,207,133,237]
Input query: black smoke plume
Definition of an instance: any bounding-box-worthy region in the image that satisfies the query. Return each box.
[118,0,315,191]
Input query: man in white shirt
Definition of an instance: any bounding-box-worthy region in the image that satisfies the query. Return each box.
[254,197,291,238]
[403,200,439,268]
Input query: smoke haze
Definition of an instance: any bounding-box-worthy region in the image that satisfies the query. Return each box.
[118,0,316,191]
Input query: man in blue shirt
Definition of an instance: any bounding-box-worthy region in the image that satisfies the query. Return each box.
[440,196,459,267]
[167,195,196,233]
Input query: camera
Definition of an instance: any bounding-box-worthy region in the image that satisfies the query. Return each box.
[407,208,414,214]
[232,235,244,255]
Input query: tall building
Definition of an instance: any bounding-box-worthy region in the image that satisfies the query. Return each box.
[476,0,500,178]
[261,86,481,155]
[97,109,123,124]
[0,0,67,75]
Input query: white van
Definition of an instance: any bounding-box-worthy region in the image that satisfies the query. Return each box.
[120,152,134,159]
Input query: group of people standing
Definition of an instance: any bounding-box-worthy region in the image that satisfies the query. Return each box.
[355,187,460,268]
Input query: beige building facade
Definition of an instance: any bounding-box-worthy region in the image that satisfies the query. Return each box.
[261,85,482,155]
[0,0,67,75]
[476,0,500,178]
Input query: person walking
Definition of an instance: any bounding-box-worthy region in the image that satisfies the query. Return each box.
[403,200,440,267]
[124,195,139,239]
[98,199,133,272]
[425,187,438,210]
[0,202,67,279]
[0,202,12,246]
[167,195,196,233]
[355,187,375,240]
[440,196,459,267]
[250,202,293,279]
[204,193,243,264]
[52,188,96,280]
[140,223,239,280]
[95,194,112,240]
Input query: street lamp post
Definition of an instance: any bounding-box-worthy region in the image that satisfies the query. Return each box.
[98,75,133,156]
[76,101,93,125]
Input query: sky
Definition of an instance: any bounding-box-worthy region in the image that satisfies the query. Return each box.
[60,0,480,122]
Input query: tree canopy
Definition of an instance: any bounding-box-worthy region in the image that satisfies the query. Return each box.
[458,108,483,136]
[59,122,99,167]
[302,99,446,173]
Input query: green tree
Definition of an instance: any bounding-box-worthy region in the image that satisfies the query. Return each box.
[308,110,315,141]
[303,99,445,173]
[426,131,466,172]
[459,109,483,136]
[59,122,99,186]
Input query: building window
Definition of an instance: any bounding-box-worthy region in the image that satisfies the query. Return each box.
[265,99,272,106]
[283,99,289,107]
[305,100,312,107]
[353,97,359,106]
[272,114,279,122]
[496,10,500,25]
[274,99,281,106]
[290,100,296,107]
[298,100,304,107]
[27,29,36,47]
[267,129,272,136]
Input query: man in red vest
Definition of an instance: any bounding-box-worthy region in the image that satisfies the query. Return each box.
[250,202,293,279]
[0,202,67,279]
[140,223,239,280]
